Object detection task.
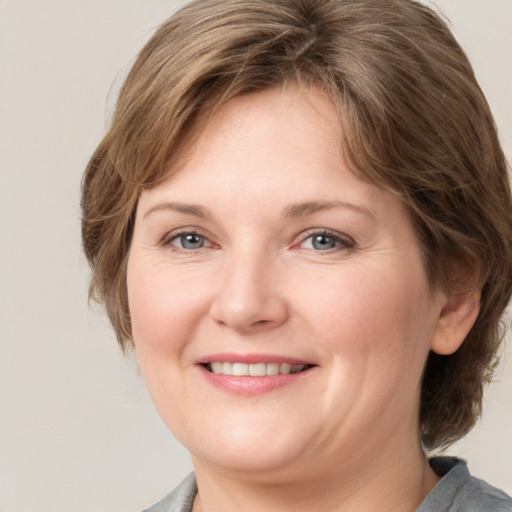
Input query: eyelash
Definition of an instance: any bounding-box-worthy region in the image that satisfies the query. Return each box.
[160,228,355,254]
[297,229,355,253]
[160,229,211,253]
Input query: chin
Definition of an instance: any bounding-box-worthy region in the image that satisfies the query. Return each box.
[177,421,314,479]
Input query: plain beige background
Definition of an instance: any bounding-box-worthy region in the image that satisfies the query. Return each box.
[0,1,510,511]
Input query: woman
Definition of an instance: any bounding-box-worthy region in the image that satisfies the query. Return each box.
[81,0,512,510]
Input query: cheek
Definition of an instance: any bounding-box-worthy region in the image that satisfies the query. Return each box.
[127,258,213,356]
[295,261,435,366]
[126,258,214,432]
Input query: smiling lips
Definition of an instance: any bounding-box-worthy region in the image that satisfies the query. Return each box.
[198,355,315,394]
[206,362,310,376]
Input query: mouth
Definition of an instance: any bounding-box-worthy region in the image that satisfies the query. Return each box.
[197,356,316,394]
[202,362,313,376]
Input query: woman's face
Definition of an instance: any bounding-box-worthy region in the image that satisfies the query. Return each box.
[127,87,446,480]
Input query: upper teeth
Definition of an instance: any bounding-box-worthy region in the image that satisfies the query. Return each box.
[208,362,307,376]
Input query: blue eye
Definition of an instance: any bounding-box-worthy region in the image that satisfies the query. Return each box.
[300,231,354,252]
[171,233,207,250]
[311,234,337,250]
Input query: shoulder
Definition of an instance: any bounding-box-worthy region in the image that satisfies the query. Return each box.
[142,473,197,512]
[418,457,512,512]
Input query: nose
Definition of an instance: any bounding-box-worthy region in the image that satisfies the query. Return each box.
[209,250,289,334]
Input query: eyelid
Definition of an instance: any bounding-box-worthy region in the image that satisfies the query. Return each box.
[157,226,355,253]
[159,227,216,252]
[296,228,356,251]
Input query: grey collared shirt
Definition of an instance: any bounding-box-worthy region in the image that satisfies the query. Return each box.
[143,457,512,511]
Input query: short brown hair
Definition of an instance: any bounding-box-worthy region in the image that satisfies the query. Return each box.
[81,0,512,449]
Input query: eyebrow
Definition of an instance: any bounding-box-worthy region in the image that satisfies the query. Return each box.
[281,201,375,219]
[143,200,376,221]
[143,202,209,219]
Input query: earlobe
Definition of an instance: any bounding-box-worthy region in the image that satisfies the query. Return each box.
[430,290,481,355]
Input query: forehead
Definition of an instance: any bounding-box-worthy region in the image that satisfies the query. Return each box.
[174,84,343,172]
[137,86,406,228]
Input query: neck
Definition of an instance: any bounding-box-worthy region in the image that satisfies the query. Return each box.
[191,438,439,512]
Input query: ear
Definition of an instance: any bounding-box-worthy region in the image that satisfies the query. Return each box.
[430,290,481,355]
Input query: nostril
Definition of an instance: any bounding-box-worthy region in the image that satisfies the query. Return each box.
[209,282,289,333]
